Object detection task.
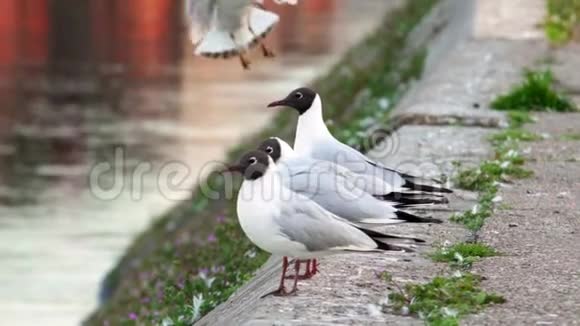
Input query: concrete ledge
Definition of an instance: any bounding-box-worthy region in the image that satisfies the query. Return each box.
[392,39,549,128]
[196,0,552,324]
[198,124,491,326]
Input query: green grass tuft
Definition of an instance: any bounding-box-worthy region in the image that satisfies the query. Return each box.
[452,142,532,231]
[431,243,497,268]
[449,187,497,231]
[454,151,532,192]
[385,273,505,325]
[489,129,541,144]
[506,111,535,128]
[560,133,580,141]
[545,0,580,44]
[491,70,577,112]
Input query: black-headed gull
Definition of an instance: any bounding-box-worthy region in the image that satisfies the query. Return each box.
[224,150,416,296]
[258,137,449,207]
[256,137,444,224]
[267,87,454,194]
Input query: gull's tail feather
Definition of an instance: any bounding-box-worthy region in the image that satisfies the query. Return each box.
[402,176,453,194]
[376,192,449,206]
[395,210,443,224]
[195,8,278,58]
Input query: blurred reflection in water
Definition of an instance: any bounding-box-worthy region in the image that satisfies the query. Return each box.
[0,0,397,325]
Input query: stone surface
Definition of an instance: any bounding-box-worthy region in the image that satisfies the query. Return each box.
[392,0,549,128]
[552,43,580,94]
[198,125,481,325]
[367,125,494,180]
[392,39,548,127]
[474,0,546,40]
[464,114,580,326]
[198,0,580,324]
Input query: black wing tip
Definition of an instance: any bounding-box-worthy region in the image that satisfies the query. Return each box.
[358,227,426,243]
[376,192,450,205]
[403,179,454,194]
[395,210,443,224]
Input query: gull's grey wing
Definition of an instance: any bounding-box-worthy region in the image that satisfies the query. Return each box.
[305,157,399,196]
[280,158,399,223]
[276,195,377,252]
[310,139,407,189]
[188,0,217,44]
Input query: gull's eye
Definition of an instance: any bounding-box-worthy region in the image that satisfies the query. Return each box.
[248,157,257,165]
[265,146,274,153]
[294,92,303,99]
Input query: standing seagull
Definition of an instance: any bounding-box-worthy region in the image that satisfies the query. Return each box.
[258,137,449,207]
[267,87,454,195]
[257,137,437,278]
[257,137,444,223]
[188,0,298,69]
[224,151,415,296]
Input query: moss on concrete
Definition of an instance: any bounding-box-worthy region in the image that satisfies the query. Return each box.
[431,243,498,269]
[560,132,580,141]
[452,111,536,231]
[381,272,505,326]
[545,0,580,44]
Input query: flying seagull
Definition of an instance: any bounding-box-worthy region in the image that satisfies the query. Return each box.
[223,150,416,296]
[258,137,449,207]
[187,0,298,69]
[267,87,454,195]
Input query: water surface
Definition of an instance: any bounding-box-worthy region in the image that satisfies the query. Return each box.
[0,1,397,325]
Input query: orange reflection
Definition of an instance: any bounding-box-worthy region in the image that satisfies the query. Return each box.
[91,0,182,79]
[0,0,49,66]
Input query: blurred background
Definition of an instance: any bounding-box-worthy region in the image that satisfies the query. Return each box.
[0,0,395,325]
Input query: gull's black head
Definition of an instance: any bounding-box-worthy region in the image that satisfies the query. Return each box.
[257,138,282,163]
[267,87,317,115]
[224,150,271,180]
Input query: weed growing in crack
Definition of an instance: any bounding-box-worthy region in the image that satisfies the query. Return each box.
[378,272,505,326]
[430,243,497,269]
[489,129,542,144]
[491,70,577,112]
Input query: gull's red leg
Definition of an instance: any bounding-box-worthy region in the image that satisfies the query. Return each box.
[260,43,275,57]
[288,259,301,295]
[229,33,251,69]
[311,259,319,275]
[261,256,289,298]
[238,53,250,69]
[285,259,315,280]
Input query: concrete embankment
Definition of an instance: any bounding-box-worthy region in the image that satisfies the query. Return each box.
[198,0,580,324]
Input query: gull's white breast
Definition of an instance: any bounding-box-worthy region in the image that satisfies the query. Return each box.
[236,176,307,257]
